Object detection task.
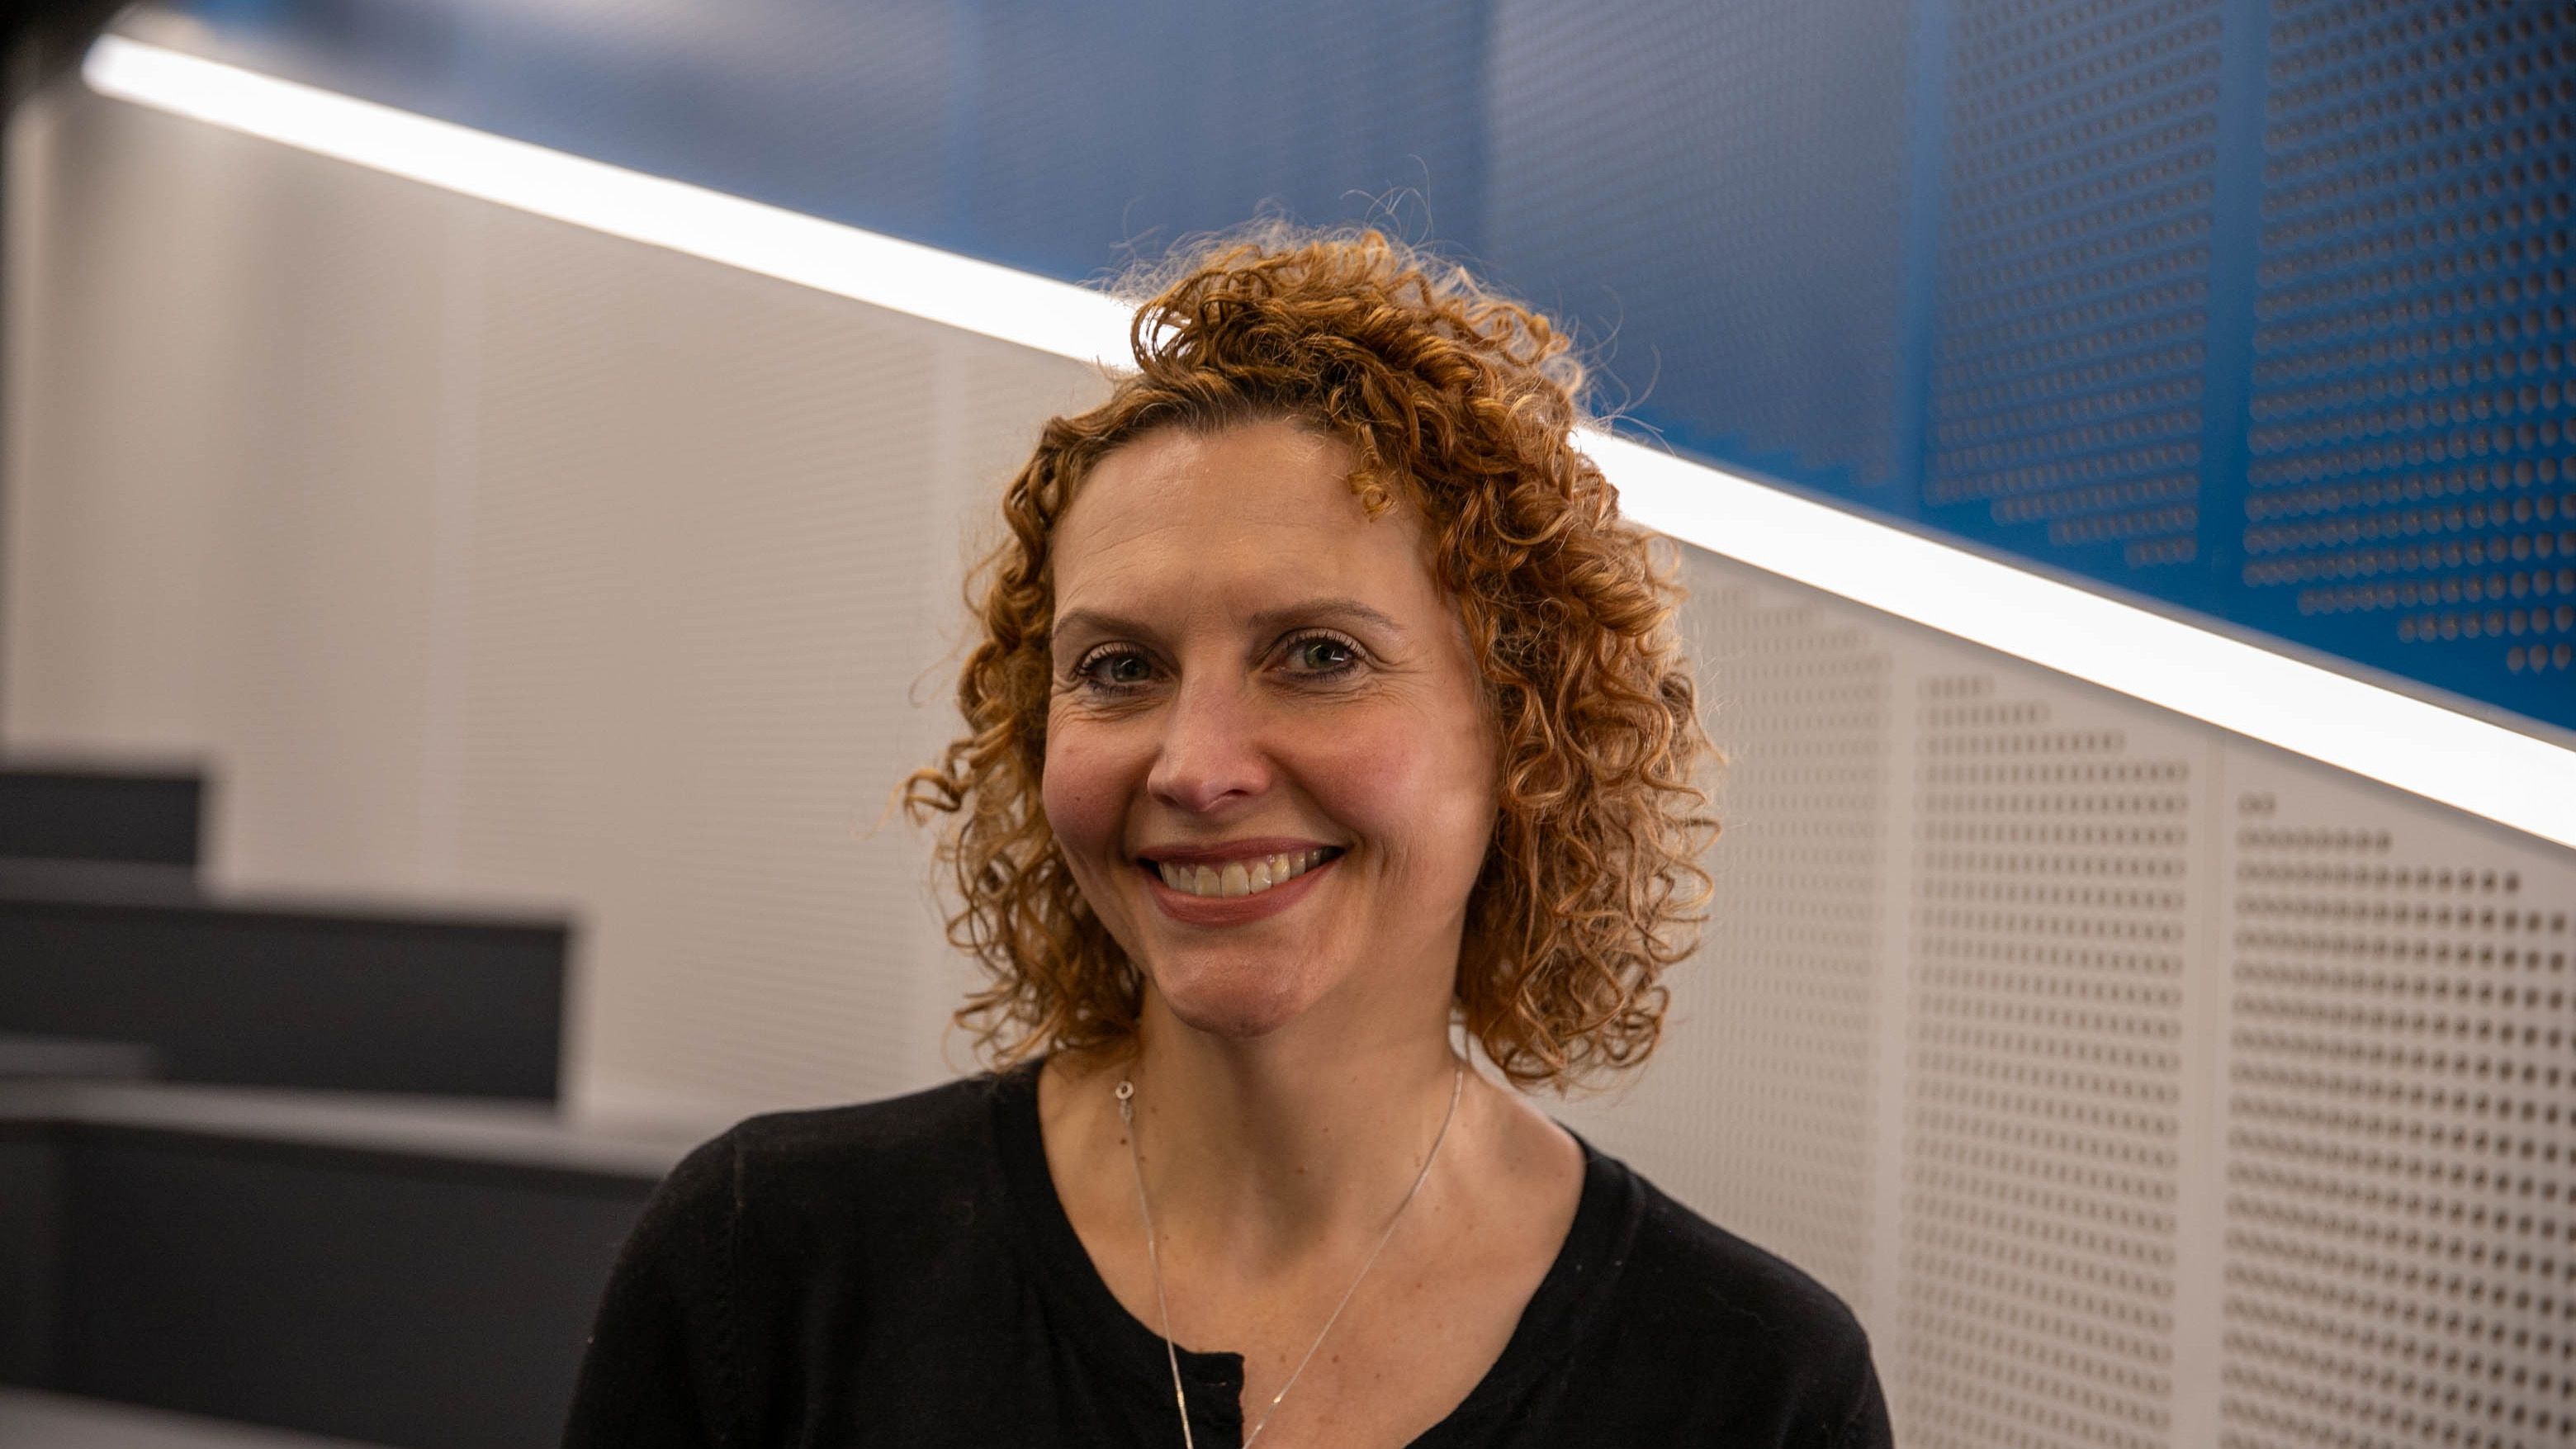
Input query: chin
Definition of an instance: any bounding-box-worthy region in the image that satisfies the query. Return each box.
[1148,956,1319,1040]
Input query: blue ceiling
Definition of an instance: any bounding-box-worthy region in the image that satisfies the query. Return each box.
[146,0,2576,733]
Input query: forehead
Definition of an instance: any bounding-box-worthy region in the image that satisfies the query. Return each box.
[1052,419,1434,616]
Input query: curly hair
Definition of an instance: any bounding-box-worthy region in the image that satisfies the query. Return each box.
[903,222,1717,1090]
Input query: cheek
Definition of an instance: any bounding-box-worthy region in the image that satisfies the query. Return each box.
[1039,724,1130,863]
[1309,714,1497,872]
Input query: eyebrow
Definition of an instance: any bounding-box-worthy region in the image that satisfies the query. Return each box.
[1051,597,1409,651]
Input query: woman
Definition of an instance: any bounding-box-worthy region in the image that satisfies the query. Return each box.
[563,226,1890,1447]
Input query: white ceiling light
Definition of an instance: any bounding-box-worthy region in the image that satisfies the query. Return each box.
[1589,434,2576,850]
[80,33,2576,850]
[81,34,1133,366]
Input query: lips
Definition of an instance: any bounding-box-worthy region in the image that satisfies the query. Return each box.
[1147,846,1340,898]
[1135,845,1342,926]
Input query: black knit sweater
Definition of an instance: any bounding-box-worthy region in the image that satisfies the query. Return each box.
[562,1063,1891,1447]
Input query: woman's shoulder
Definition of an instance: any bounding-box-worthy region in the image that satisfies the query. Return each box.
[726,1068,1018,1169]
[1612,1158,1867,1342]
[566,1069,1038,1442]
[652,1068,1030,1243]
[1574,1148,1889,1442]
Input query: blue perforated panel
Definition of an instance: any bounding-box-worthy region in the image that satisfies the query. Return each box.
[947,0,1489,281]
[1483,0,1912,492]
[1925,0,2228,582]
[135,0,2576,734]
[144,0,1490,282]
[2237,0,2574,720]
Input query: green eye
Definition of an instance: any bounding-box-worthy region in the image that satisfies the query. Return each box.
[1286,634,1361,674]
[1074,647,1153,692]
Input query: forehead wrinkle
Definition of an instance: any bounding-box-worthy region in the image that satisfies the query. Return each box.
[1053,476,1347,594]
[1049,419,1429,650]
[1054,561,1370,646]
[1054,510,1361,618]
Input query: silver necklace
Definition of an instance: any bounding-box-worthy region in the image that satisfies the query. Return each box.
[1114,1057,1466,1449]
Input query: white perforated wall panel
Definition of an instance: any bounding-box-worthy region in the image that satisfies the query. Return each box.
[1552,571,1896,1315]
[2,80,1108,1121]
[2217,749,2576,1449]
[1895,664,2218,1449]
[2,91,453,887]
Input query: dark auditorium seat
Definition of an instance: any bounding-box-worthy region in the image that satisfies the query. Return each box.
[0,762,631,1447]
[0,765,203,869]
[0,1081,701,1449]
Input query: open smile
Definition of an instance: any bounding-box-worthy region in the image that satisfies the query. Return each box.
[1134,847,1344,925]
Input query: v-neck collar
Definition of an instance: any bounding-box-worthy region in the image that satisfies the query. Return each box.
[986,1059,1644,1447]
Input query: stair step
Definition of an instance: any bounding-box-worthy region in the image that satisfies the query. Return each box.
[0,766,202,869]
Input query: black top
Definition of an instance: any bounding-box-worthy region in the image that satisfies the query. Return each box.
[562,1064,1892,1447]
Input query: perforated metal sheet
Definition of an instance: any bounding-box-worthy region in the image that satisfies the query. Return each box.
[1927,0,2225,576]
[2241,0,2576,728]
[457,214,941,1109]
[1485,0,1911,490]
[133,0,2576,741]
[1,81,1111,1120]
[1895,664,2215,1449]
[2218,747,2576,1449]
[1552,564,1896,1316]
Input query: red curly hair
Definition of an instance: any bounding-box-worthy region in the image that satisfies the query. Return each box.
[904,223,1717,1089]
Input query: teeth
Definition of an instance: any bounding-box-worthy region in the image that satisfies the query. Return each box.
[1155,849,1329,899]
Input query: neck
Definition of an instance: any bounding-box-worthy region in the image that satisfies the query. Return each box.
[1115,997,1466,1262]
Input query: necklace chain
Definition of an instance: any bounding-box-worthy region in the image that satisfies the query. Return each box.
[1115,1058,1466,1449]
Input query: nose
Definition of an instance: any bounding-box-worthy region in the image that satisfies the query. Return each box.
[1145,673,1272,814]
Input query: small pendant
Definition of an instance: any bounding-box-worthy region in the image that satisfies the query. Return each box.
[1115,1077,1134,1124]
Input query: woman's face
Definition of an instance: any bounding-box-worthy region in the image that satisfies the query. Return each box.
[1041,418,1499,1044]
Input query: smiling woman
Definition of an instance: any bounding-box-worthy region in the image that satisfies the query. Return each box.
[1039,419,1503,1049]
[562,225,1892,1449]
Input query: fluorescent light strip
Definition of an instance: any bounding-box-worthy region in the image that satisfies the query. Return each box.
[81,35,1133,364]
[81,35,2576,850]
[1590,436,2576,850]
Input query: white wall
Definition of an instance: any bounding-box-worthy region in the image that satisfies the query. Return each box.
[4,79,1108,1123]
[12,74,2574,1449]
